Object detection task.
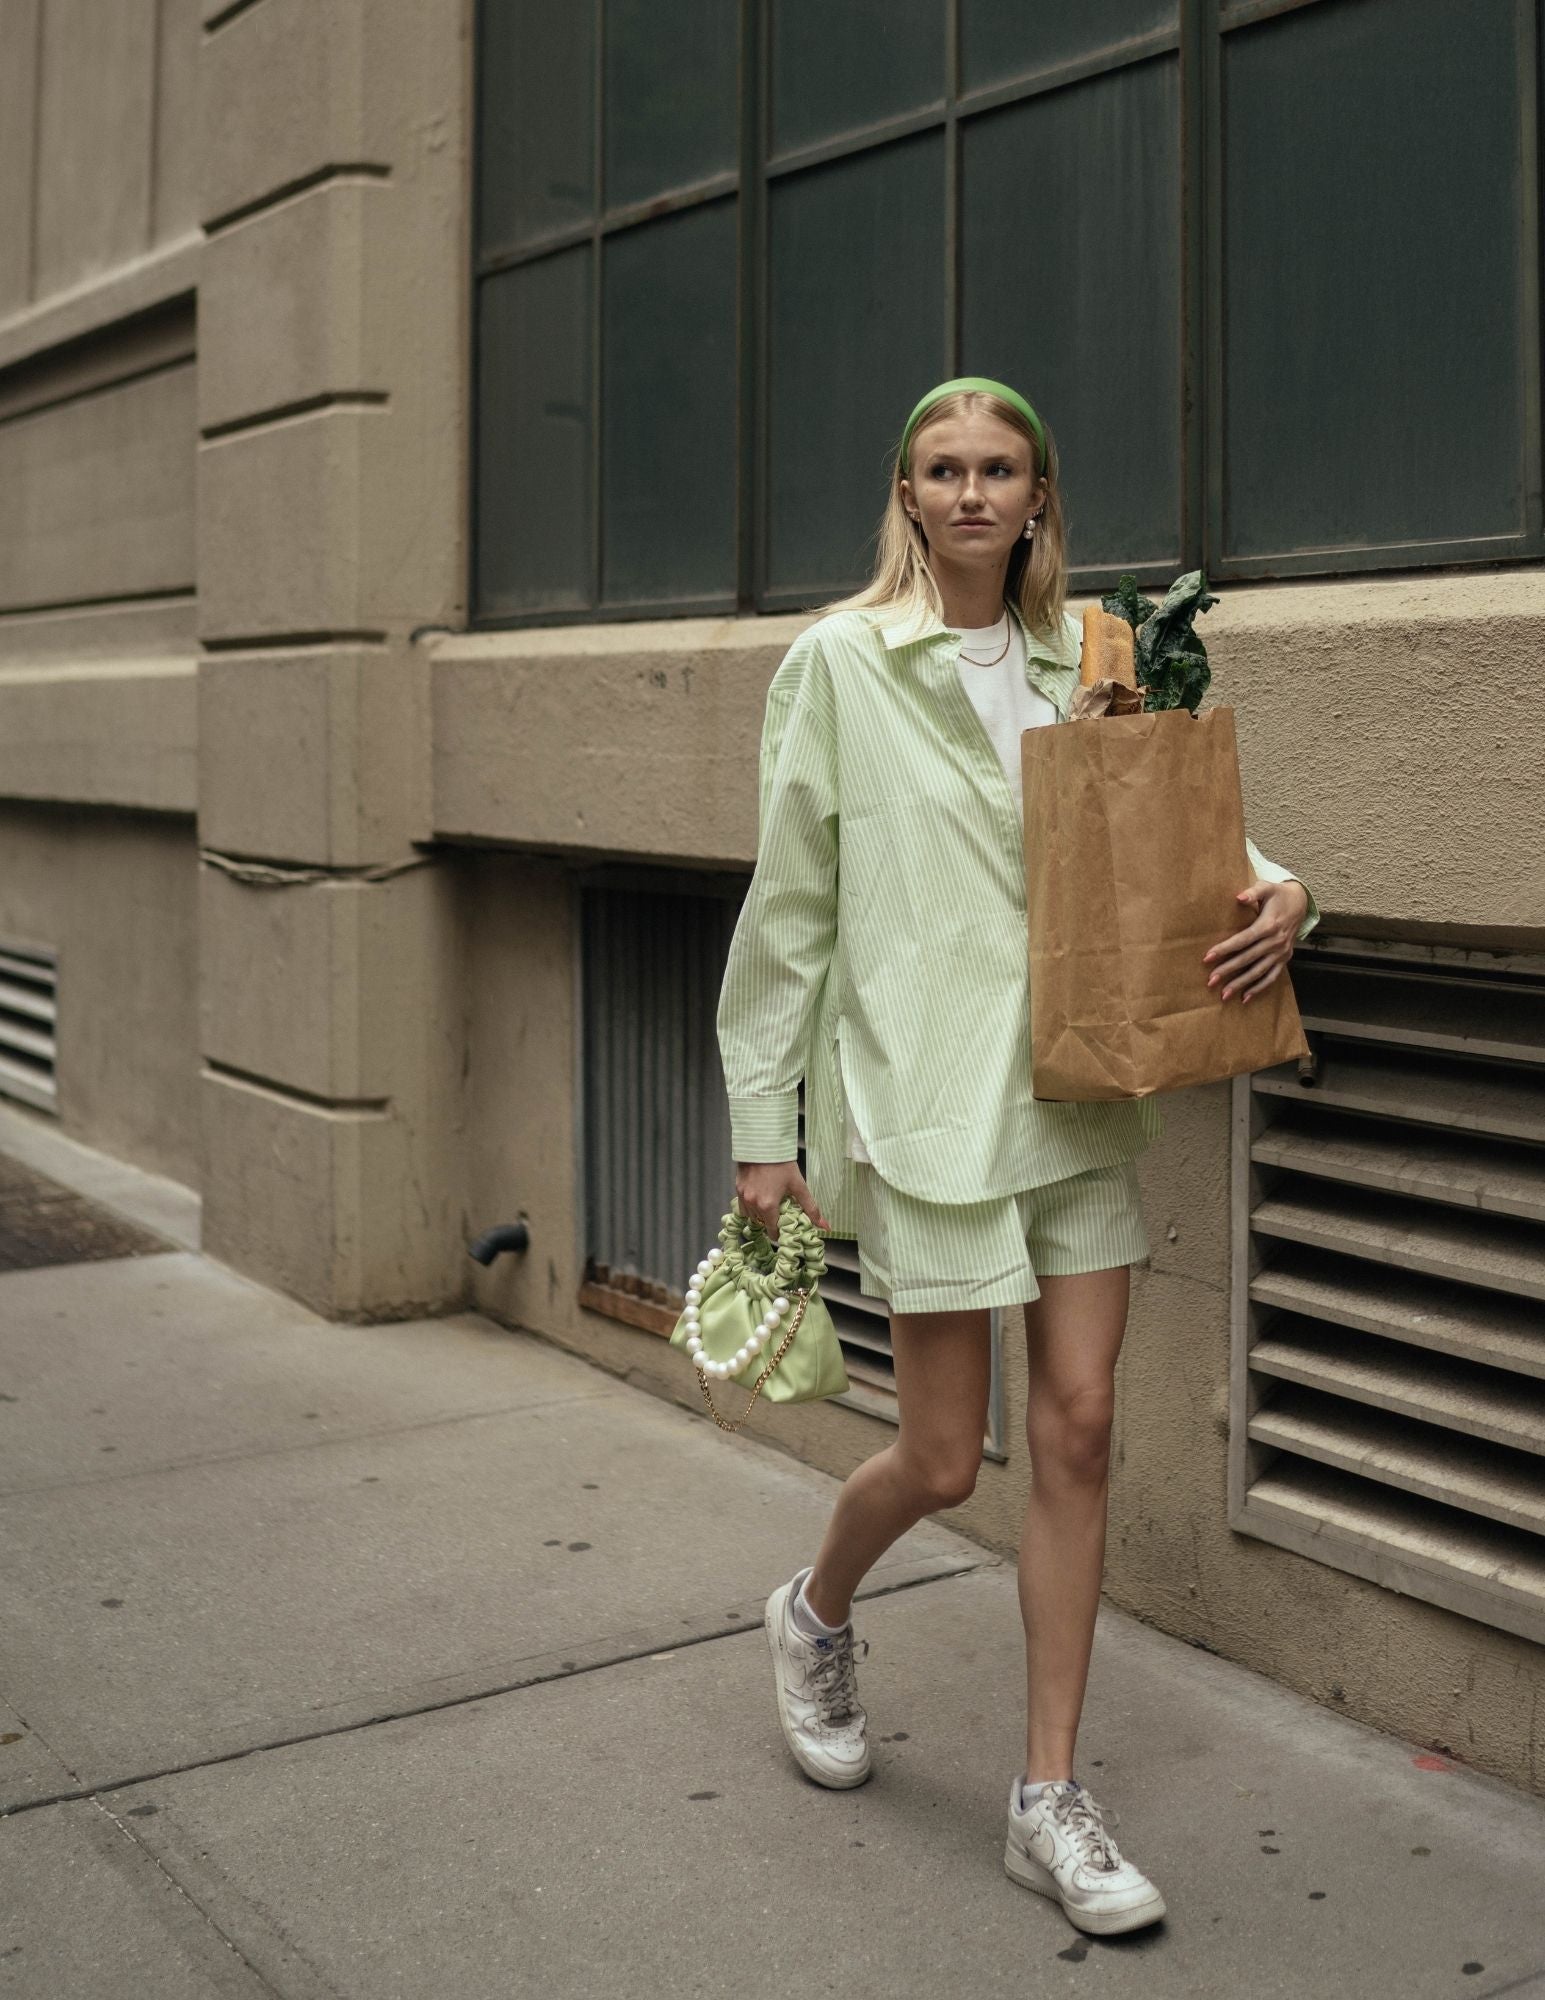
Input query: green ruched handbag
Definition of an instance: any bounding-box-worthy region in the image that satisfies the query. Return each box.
[668,1195,849,1431]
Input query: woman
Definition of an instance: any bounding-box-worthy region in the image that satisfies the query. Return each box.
[715,377,1318,1937]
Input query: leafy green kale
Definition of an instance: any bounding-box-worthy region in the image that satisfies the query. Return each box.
[1100,574,1157,631]
[1100,569,1219,715]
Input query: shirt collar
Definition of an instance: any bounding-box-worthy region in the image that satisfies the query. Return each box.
[876,606,947,650]
[876,597,1079,676]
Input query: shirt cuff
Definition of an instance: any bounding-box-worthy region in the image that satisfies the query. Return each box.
[728,1091,801,1164]
[1287,876,1321,943]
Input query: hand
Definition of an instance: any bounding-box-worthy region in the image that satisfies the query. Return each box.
[733,1161,831,1241]
[1202,879,1309,1005]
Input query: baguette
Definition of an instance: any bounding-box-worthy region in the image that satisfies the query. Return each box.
[1080,605,1137,689]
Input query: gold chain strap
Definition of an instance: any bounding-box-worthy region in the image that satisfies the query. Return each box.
[695,1289,811,1434]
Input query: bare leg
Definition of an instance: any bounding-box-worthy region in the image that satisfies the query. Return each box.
[801,1306,992,1627]
[1018,1265,1131,1780]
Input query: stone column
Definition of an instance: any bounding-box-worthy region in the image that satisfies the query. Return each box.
[194,0,468,1315]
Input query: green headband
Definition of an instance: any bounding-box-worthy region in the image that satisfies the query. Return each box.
[899,375,1047,475]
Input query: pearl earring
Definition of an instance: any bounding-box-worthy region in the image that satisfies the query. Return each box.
[1023,516,1037,540]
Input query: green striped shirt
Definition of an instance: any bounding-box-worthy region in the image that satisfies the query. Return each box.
[716,596,1321,1239]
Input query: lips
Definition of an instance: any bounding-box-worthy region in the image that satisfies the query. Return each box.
[952,520,991,530]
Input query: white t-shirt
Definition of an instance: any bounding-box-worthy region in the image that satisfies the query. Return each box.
[843,614,1059,1165]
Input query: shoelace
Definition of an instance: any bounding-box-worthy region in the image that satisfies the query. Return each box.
[1049,1785,1123,1873]
[804,1632,870,1727]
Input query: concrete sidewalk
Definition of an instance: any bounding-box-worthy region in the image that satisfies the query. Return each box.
[1,1120,1543,2000]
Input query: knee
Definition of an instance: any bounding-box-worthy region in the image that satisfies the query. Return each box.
[1026,1388,1115,1483]
[904,1449,981,1513]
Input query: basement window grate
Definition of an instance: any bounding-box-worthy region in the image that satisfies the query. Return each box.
[0,939,58,1116]
[1230,935,1545,1646]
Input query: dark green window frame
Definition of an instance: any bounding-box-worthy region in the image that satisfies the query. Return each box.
[472,0,1544,626]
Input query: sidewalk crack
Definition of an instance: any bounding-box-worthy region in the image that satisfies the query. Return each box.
[1,1555,990,1820]
[89,1793,313,2000]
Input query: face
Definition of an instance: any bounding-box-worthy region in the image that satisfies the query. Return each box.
[899,410,1045,564]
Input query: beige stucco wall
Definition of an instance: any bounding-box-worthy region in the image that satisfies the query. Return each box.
[428,566,1545,938]
[0,0,204,1178]
[0,803,200,1187]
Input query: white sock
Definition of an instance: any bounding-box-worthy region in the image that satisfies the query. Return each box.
[1018,1774,1077,1811]
[791,1572,847,1642]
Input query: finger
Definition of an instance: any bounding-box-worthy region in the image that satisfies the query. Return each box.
[1205,914,1267,962]
[1215,939,1282,995]
[1231,950,1287,997]
[1208,936,1271,986]
[1240,961,1284,1002]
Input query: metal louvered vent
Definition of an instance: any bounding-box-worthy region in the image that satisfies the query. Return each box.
[0,939,58,1115]
[1230,938,1545,1645]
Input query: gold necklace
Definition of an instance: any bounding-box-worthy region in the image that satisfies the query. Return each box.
[958,612,1011,667]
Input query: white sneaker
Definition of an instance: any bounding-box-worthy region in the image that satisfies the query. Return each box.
[763,1566,872,1788]
[1004,1777,1166,1934]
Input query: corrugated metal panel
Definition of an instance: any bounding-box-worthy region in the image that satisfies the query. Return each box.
[1230,939,1545,1645]
[0,941,58,1116]
[580,878,748,1304]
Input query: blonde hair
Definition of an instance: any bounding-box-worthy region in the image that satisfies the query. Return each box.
[820,388,1068,642]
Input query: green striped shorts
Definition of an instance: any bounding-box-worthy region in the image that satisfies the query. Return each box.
[853,1156,1149,1316]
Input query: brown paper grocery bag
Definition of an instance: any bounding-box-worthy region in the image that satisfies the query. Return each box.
[1021,705,1310,1101]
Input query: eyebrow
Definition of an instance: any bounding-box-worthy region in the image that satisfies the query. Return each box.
[921,449,1022,465]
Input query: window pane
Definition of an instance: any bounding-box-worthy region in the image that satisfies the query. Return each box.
[961,59,1181,570]
[477,2,595,256]
[475,249,592,615]
[1222,0,1526,558]
[602,201,738,605]
[604,0,738,209]
[960,0,1176,94]
[769,0,943,157]
[766,134,946,598]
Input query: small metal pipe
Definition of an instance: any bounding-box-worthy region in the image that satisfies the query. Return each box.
[468,1221,531,1264]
